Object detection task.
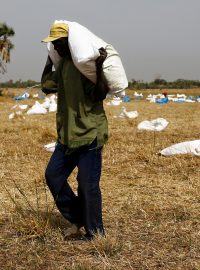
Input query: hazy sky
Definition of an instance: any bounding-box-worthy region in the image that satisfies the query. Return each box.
[1,0,200,82]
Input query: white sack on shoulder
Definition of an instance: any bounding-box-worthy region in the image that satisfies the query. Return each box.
[47,20,128,97]
[138,118,169,131]
[160,140,200,156]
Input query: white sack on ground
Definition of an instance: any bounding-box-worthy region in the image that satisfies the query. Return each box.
[27,101,47,115]
[9,104,28,120]
[41,95,57,112]
[9,111,25,120]
[11,104,28,110]
[49,101,57,112]
[138,118,169,131]
[19,105,28,110]
[106,97,122,106]
[185,99,195,103]
[160,140,200,156]
[8,112,15,120]
[44,142,56,152]
[47,20,128,97]
[134,91,143,98]
[41,97,51,109]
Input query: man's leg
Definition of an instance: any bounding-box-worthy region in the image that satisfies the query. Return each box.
[77,140,104,238]
[45,143,83,225]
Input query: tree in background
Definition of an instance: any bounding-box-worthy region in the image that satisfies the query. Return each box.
[0,23,15,74]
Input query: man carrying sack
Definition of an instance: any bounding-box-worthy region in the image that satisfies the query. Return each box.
[41,22,109,241]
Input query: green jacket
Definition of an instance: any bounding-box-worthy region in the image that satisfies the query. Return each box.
[42,57,108,150]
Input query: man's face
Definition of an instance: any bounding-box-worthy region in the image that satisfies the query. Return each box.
[52,37,71,58]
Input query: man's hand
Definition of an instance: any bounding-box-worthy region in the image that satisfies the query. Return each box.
[96,47,107,71]
[93,47,109,102]
[41,56,58,94]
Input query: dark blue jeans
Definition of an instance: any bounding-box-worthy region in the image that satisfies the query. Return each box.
[45,139,104,236]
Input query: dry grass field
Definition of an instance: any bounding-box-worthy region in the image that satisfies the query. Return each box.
[0,88,200,270]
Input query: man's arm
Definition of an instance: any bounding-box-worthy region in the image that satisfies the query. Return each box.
[41,56,58,94]
[94,47,110,101]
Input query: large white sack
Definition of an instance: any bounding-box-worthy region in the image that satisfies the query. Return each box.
[138,118,169,131]
[47,20,128,97]
[160,140,200,156]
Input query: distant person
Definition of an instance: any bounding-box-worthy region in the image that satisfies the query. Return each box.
[156,91,169,104]
[162,92,168,98]
[41,23,109,241]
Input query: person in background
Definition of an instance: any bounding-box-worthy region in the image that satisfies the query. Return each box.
[41,23,109,241]
[156,91,169,104]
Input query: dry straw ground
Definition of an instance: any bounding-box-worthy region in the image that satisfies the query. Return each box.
[0,88,200,270]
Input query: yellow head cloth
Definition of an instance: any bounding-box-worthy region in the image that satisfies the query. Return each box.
[42,23,69,43]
